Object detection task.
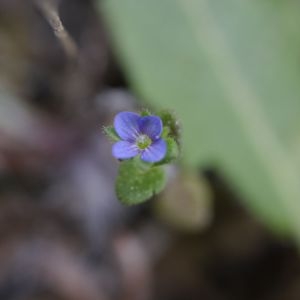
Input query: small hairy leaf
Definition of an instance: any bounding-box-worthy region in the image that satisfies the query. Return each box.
[116,159,166,205]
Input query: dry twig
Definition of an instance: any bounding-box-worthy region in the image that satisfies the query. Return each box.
[35,0,78,60]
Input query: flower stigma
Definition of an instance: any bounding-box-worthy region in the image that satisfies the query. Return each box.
[136,134,152,150]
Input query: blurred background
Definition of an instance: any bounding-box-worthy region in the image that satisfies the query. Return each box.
[1,0,300,299]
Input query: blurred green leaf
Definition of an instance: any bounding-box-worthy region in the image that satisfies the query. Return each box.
[155,169,212,232]
[100,0,300,238]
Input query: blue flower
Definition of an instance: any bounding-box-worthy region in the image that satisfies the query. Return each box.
[112,111,167,163]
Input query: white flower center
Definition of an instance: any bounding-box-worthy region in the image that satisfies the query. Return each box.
[136,134,152,150]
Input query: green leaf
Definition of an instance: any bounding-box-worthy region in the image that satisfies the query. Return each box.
[116,159,166,205]
[100,0,300,240]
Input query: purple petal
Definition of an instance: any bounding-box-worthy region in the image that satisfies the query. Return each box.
[112,141,139,160]
[138,116,163,141]
[140,138,167,163]
[114,111,140,141]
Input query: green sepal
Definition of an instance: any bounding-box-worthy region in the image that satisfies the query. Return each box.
[140,108,152,116]
[103,126,120,142]
[116,158,166,205]
[161,126,170,139]
[157,110,181,145]
[156,137,179,165]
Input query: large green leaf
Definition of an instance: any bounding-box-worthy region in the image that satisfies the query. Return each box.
[100,0,300,238]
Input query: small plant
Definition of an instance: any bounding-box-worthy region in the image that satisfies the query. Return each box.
[104,109,181,205]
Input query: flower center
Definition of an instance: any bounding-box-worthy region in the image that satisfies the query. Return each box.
[136,134,152,150]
